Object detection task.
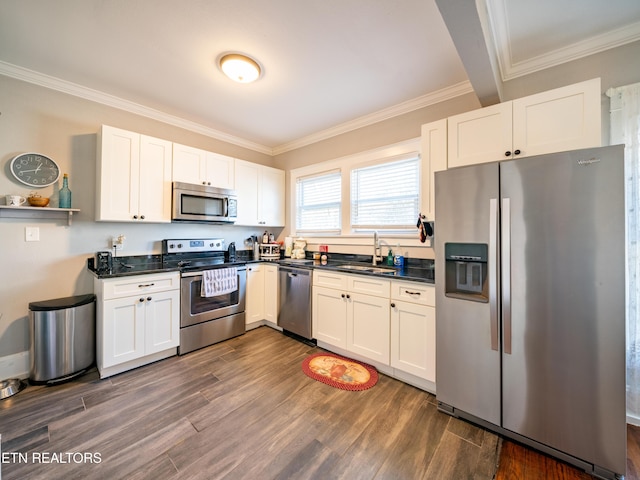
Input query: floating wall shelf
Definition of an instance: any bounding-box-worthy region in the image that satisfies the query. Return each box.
[0,205,81,226]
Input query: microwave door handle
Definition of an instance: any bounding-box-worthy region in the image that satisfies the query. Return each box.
[224,197,229,217]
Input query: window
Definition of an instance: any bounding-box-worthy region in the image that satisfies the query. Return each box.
[350,155,420,230]
[296,170,341,233]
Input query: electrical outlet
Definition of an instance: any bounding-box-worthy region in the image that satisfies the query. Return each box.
[25,227,40,242]
[112,234,125,251]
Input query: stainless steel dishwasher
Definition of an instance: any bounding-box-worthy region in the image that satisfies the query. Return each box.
[278,266,313,340]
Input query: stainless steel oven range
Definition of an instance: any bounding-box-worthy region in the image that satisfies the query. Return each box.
[162,238,246,355]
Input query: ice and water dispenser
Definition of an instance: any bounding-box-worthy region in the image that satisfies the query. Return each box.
[444,243,489,302]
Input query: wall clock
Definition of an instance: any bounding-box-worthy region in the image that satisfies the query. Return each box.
[9,153,61,187]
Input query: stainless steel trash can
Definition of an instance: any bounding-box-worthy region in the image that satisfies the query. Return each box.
[29,293,96,384]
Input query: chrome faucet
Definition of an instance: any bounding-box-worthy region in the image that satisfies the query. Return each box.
[373,231,382,265]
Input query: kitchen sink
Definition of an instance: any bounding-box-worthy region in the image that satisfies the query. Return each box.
[337,264,397,275]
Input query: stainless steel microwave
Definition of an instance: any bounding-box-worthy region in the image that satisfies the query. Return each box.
[172,182,238,223]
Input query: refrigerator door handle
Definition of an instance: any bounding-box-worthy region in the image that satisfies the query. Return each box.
[502,197,512,355]
[489,198,499,351]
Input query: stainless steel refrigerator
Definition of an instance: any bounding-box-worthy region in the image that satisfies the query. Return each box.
[434,145,626,480]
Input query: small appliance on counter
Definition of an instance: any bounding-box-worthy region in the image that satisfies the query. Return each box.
[291,238,306,259]
[227,242,236,262]
[260,243,280,260]
[94,251,113,274]
[284,236,293,257]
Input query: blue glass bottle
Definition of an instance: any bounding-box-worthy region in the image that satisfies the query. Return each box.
[59,173,71,208]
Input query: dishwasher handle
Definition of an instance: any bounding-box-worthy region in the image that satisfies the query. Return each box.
[279,266,311,277]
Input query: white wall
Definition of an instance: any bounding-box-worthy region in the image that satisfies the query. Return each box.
[0,75,275,378]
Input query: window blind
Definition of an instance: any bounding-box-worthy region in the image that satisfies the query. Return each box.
[350,156,420,229]
[296,170,341,233]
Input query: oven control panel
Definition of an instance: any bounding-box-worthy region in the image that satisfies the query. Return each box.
[164,238,225,253]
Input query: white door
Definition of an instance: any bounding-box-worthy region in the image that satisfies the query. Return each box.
[263,264,278,323]
[391,301,435,381]
[205,152,235,189]
[447,102,512,168]
[234,159,260,225]
[172,143,207,185]
[512,78,601,158]
[139,135,172,222]
[144,289,180,354]
[102,296,145,367]
[420,119,448,220]
[245,264,265,324]
[97,125,140,221]
[259,166,285,226]
[347,292,390,365]
[312,286,347,348]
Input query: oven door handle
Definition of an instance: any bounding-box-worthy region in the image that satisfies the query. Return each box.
[181,266,246,278]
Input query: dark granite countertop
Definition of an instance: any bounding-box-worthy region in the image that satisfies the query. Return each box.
[87,255,178,279]
[88,252,434,284]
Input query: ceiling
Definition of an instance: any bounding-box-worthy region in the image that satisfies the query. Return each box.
[0,0,639,155]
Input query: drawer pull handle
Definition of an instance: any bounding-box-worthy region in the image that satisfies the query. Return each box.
[405,290,421,296]
[138,283,155,288]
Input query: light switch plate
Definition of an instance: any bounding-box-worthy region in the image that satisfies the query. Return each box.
[25,227,40,242]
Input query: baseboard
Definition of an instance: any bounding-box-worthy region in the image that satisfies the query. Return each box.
[0,351,30,381]
[627,413,640,427]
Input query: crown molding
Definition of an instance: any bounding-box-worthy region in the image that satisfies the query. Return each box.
[0,60,474,157]
[504,21,640,81]
[483,0,640,82]
[272,81,474,155]
[0,60,273,155]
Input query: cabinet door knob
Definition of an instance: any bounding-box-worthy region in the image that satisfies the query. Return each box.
[505,151,512,157]
[140,215,145,220]
[514,149,521,155]
[202,181,206,185]
[391,302,396,308]
[346,294,351,299]
[147,296,152,301]
[341,293,345,298]
[139,298,145,302]
[133,215,138,219]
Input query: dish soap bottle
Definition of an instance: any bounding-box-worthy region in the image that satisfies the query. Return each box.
[59,173,71,208]
[387,247,394,266]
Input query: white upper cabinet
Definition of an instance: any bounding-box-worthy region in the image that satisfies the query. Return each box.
[97,125,172,222]
[172,143,235,190]
[420,119,448,220]
[234,159,285,226]
[447,78,601,168]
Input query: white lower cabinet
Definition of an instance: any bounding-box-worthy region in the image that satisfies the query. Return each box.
[245,263,278,328]
[312,270,436,392]
[263,264,278,323]
[312,271,390,365]
[312,285,348,348]
[347,292,390,365]
[246,264,265,325]
[95,272,180,378]
[390,281,435,383]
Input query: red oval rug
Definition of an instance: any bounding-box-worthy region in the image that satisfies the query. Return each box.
[301,352,378,391]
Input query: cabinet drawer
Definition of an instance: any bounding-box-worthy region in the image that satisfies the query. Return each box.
[391,281,435,306]
[102,272,180,300]
[347,275,390,298]
[313,270,348,290]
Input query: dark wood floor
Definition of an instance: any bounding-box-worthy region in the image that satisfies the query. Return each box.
[0,326,636,479]
[496,425,640,480]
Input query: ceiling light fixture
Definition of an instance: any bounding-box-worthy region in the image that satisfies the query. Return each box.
[219,53,262,83]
